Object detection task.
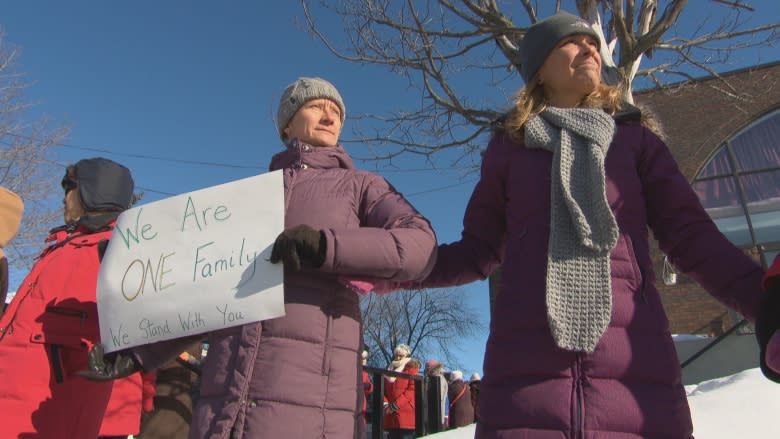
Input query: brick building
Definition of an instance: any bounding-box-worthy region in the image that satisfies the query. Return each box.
[636,61,780,334]
[489,61,780,336]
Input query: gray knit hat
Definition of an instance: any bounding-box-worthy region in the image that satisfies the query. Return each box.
[518,11,600,84]
[276,77,346,142]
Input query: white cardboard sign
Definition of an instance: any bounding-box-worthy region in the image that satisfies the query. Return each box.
[96,171,285,352]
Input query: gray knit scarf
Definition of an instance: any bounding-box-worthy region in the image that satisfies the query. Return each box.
[524,107,618,352]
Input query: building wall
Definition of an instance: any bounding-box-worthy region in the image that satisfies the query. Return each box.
[635,61,780,334]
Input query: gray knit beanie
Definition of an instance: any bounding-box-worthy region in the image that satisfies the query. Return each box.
[518,11,600,84]
[276,77,346,142]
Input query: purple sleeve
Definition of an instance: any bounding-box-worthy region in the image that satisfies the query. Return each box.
[318,174,437,282]
[422,135,509,288]
[639,126,764,321]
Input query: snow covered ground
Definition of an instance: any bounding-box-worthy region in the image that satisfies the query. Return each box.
[426,368,780,438]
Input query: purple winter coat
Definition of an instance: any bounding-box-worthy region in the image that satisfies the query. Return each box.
[447,378,474,428]
[423,117,764,438]
[136,140,437,438]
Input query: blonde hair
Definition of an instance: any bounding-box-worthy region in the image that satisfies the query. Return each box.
[503,77,624,144]
[393,344,411,357]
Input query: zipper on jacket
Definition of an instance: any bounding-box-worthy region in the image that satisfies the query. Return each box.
[49,344,65,383]
[638,265,647,303]
[321,307,333,376]
[572,354,586,439]
[231,323,263,438]
[283,168,295,215]
[45,305,88,328]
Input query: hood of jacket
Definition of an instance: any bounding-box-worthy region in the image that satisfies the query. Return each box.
[50,212,121,236]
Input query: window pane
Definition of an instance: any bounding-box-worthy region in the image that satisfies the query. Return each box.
[694,177,752,246]
[749,210,780,244]
[744,171,780,244]
[697,147,732,178]
[730,111,780,172]
[711,213,753,246]
[740,171,780,204]
[693,176,740,209]
[766,250,780,269]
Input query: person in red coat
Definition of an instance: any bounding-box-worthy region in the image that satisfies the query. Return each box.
[0,158,134,438]
[361,348,373,423]
[383,344,419,439]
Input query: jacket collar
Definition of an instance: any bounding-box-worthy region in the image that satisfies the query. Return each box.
[613,102,642,123]
[48,212,120,241]
[268,139,355,172]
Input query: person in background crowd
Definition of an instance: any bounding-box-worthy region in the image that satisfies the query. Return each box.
[138,343,203,439]
[424,359,448,430]
[446,370,474,429]
[468,372,481,423]
[383,344,420,439]
[82,77,437,439]
[0,158,134,438]
[414,10,765,438]
[361,348,374,425]
[0,187,23,312]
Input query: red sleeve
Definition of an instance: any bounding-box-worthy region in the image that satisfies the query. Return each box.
[141,371,157,412]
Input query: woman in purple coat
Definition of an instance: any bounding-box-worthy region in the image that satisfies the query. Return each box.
[419,11,765,438]
[85,77,437,438]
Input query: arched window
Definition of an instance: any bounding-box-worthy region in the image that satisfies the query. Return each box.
[692,108,780,267]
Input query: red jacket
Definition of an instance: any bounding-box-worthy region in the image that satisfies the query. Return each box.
[362,369,373,420]
[0,216,118,438]
[383,360,419,430]
[98,371,157,436]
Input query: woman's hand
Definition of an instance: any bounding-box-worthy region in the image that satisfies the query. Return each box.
[77,343,142,381]
[270,225,326,271]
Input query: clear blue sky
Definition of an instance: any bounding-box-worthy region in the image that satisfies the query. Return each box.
[3,1,779,377]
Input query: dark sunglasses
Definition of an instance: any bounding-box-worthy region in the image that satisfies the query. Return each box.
[61,177,78,193]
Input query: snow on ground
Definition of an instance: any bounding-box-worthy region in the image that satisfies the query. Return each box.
[426,368,780,438]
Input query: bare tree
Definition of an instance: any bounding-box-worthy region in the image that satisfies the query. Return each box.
[361,288,483,369]
[302,0,780,161]
[0,32,69,269]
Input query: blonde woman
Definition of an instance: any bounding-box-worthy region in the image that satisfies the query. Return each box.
[418,11,764,438]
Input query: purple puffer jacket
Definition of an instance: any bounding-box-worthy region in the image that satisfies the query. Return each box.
[424,119,764,438]
[136,140,437,438]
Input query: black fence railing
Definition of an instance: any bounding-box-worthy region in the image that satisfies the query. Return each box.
[364,366,445,438]
[680,318,749,369]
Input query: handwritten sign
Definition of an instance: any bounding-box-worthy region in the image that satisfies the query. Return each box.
[96,171,285,352]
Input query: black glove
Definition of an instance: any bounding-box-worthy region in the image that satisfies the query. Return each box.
[269,225,326,271]
[385,402,399,413]
[77,343,142,382]
[756,281,780,383]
